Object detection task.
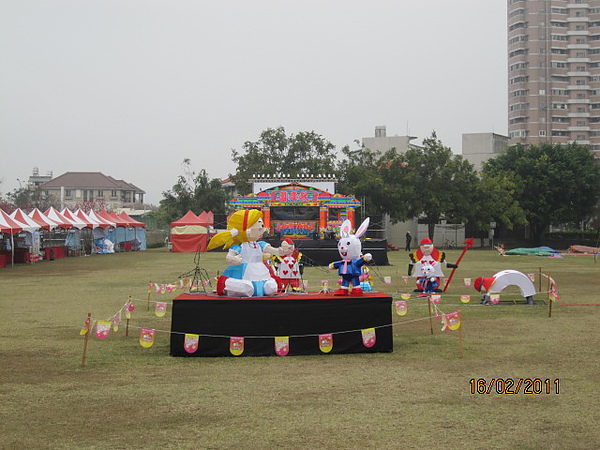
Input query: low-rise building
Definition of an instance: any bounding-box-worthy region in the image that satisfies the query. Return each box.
[40,172,145,209]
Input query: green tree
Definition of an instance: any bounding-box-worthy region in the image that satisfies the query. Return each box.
[467,172,527,233]
[483,143,600,244]
[337,146,410,223]
[231,127,339,194]
[5,185,58,212]
[400,133,481,239]
[338,133,487,239]
[158,159,228,224]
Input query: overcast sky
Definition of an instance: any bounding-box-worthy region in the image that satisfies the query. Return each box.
[0,1,507,205]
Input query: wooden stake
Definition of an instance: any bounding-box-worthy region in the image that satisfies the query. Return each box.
[428,297,434,335]
[538,267,542,293]
[81,313,91,368]
[125,318,130,337]
[147,287,151,311]
[547,272,553,318]
[458,312,464,358]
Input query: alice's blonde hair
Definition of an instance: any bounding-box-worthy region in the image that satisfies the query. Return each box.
[207,209,263,250]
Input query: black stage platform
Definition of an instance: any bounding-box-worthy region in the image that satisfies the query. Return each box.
[170,291,393,357]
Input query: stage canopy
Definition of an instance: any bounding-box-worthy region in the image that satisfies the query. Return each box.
[170,210,211,252]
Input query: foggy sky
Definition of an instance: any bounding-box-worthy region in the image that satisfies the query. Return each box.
[0,1,507,205]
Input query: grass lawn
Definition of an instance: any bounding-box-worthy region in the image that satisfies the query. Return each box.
[0,247,599,449]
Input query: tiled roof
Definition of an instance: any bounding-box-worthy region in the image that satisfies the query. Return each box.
[41,172,145,193]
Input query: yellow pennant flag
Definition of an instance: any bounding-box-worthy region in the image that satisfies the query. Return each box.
[395,300,408,316]
[319,334,333,353]
[230,336,244,356]
[80,317,91,336]
[460,295,471,303]
[140,328,155,348]
[155,302,168,318]
[442,311,461,331]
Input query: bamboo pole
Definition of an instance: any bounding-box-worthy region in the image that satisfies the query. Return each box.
[458,311,464,358]
[428,297,434,335]
[81,313,91,367]
[547,272,553,318]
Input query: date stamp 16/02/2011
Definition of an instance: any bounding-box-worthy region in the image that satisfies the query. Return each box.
[469,378,561,395]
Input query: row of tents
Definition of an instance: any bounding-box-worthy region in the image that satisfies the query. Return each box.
[0,207,146,267]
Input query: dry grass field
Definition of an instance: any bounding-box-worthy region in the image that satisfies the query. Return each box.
[1,247,599,449]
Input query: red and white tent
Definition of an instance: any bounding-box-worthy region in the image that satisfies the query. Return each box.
[59,208,88,229]
[9,209,40,232]
[44,207,72,229]
[29,208,62,230]
[0,210,28,267]
[0,209,24,234]
[98,210,127,227]
[87,209,115,229]
[118,211,146,228]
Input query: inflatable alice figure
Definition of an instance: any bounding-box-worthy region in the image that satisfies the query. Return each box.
[474,270,536,305]
[207,210,294,297]
[408,238,458,293]
[329,218,372,296]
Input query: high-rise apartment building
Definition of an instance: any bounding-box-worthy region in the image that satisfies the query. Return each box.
[507,0,600,157]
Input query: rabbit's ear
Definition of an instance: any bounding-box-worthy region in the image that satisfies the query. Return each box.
[340,220,352,238]
[354,217,370,238]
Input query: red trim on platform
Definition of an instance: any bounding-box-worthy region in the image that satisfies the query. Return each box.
[174,291,389,301]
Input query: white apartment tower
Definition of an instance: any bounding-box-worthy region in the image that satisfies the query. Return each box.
[508,0,600,157]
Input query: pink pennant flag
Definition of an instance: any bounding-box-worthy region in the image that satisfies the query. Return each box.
[361,328,376,348]
[463,278,472,287]
[111,313,122,332]
[95,320,111,339]
[184,334,199,353]
[460,295,471,303]
[275,336,290,356]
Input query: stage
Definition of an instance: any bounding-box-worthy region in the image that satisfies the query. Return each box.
[170,291,393,357]
[266,238,390,266]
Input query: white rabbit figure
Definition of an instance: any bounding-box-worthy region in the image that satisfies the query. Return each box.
[329,218,372,296]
